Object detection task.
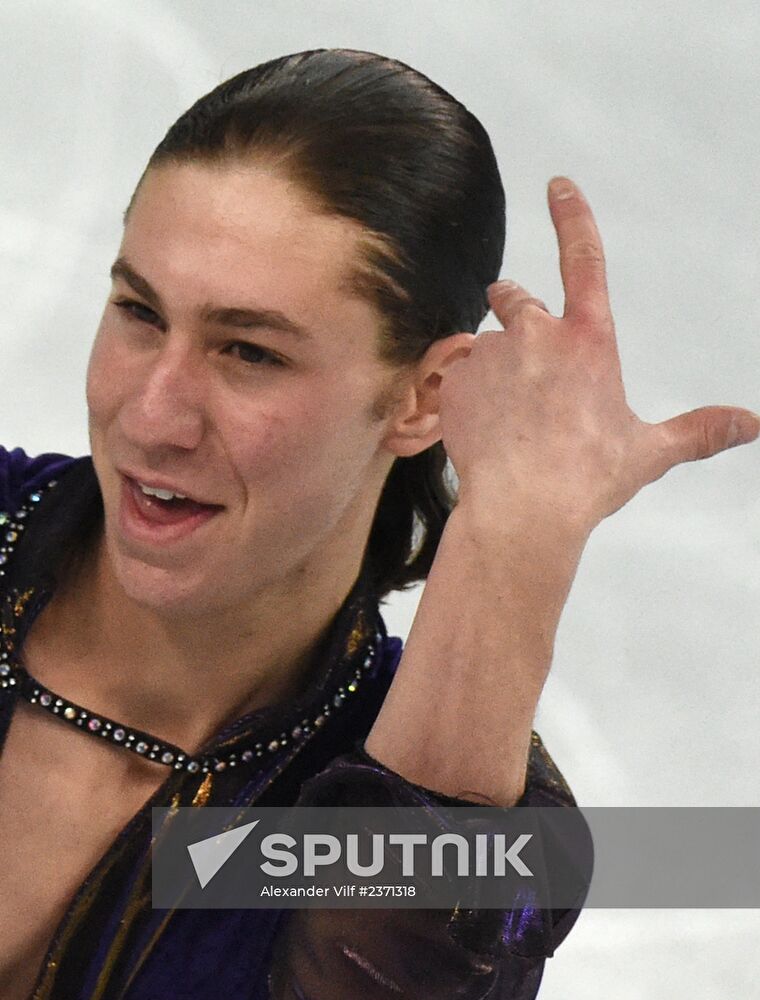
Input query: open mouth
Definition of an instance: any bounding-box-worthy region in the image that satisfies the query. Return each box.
[120,475,224,540]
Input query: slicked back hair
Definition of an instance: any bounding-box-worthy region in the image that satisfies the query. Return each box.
[133,48,505,600]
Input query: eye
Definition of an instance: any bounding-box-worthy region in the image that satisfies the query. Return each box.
[111,298,285,368]
[113,298,163,327]
[225,342,286,367]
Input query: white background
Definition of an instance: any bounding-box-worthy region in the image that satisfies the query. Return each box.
[1,1,758,995]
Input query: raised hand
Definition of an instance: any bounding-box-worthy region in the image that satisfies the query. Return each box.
[438,177,760,535]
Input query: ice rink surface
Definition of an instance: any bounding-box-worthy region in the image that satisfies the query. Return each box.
[1,1,758,995]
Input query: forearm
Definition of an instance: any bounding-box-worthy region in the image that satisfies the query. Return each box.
[364,496,589,806]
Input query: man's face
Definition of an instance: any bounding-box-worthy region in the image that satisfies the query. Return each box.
[87,162,407,616]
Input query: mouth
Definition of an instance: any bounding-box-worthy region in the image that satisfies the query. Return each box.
[118,474,225,546]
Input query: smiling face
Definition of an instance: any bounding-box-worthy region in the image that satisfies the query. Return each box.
[86,161,414,617]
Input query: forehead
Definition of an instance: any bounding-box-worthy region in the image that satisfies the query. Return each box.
[121,162,377,337]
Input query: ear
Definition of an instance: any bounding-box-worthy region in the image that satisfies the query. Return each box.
[380,332,476,458]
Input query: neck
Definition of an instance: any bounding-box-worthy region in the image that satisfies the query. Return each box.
[21,529,369,754]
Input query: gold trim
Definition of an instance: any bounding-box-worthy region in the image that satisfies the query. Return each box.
[191,773,213,807]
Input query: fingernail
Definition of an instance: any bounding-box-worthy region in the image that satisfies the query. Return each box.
[727,413,760,447]
[549,178,574,200]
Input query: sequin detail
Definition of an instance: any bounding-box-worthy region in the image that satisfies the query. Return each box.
[0,483,52,579]
[0,479,384,775]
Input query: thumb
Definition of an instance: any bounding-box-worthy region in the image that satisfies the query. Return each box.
[650,405,760,475]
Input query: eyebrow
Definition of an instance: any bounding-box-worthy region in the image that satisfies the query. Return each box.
[109,257,312,341]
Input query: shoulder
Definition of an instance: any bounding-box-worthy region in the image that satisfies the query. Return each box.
[0,447,90,587]
[0,446,81,513]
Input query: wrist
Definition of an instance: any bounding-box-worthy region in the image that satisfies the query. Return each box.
[451,482,593,553]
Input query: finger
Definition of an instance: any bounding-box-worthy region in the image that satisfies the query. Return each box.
[486,280,550,328]
[547,177,610,323]
[648,406,760,478]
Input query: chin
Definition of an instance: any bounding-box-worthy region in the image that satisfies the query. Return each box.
[107,542,219,618]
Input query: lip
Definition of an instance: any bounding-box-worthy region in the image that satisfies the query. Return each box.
[118,474,224,547]
[118,468,222,507]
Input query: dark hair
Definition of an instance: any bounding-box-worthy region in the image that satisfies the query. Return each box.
[136,48,505,600]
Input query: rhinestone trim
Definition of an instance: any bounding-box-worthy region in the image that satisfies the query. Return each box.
[0,485,50,577]
[0,477,383,774]
[3,636,381,773]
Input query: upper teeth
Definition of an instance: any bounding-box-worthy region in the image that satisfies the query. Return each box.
[139,483,188,501]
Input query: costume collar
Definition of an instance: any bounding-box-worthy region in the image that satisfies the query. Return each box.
[0,455,387,771]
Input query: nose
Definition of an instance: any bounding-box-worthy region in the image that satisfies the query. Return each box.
[118,340,207,456]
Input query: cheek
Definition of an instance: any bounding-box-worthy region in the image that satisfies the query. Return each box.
[87,323,148,432]
[223,387,365,495]
[86,327,120,427]
[224,404,314,489]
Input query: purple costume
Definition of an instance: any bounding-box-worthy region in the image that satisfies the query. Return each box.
[0,447,585,998]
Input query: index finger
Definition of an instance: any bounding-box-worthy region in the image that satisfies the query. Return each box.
[548,177,610,323]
